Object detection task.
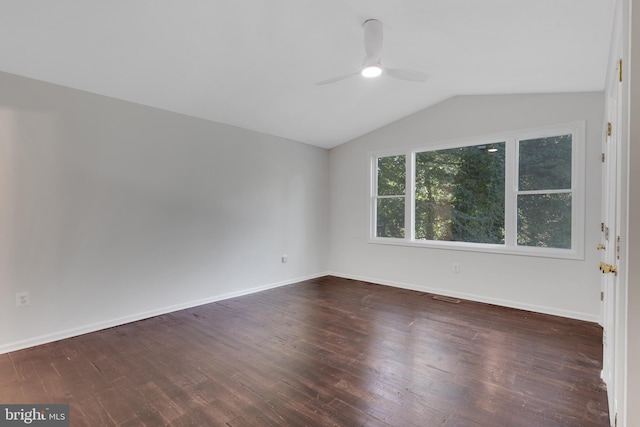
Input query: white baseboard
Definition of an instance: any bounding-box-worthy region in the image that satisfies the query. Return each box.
[0,272,328,355]
[327,271,600,324]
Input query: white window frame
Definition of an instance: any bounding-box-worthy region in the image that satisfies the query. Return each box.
[369,121,586,260]
[372,152,408,239]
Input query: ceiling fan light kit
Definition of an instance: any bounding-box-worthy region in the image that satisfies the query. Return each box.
[317,18,429,85]
[361,64,382,78]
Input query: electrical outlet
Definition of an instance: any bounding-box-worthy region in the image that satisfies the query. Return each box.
[452,263,461,273]
[16,292,30,307]
[281,255,288,264]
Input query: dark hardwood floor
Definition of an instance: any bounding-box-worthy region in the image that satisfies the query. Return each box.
[1,276,609,426]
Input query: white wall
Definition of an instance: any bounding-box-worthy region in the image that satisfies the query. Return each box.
[329,93,604,322]
[0,71,329,353]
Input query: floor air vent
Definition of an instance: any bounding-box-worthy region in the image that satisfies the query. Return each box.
[432,295,461,304]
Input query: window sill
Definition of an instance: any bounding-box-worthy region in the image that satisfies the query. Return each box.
[368,237,584,260]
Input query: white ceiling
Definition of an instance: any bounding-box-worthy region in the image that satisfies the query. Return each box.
[0,1,616,149]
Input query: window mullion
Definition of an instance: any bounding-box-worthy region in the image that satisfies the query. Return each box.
[518,189,573,195]
[406,150,415,241]
[504,138,517,247]
[371,155,378,239]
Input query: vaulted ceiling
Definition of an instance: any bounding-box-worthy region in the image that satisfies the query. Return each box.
[0,1,616,148]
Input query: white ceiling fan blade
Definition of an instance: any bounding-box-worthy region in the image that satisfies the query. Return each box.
[385,67,430,82]
[363,19,383,60]
[316,71,360,86]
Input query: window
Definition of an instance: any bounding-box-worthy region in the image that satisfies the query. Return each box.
[517,134,572,249]
[415,142,505,244]
[370,122,585,259]
[375,155,406,238]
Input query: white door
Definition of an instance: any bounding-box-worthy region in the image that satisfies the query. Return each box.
[601,57,622,426]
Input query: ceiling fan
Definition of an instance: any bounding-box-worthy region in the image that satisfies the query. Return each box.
[316,19,430,86]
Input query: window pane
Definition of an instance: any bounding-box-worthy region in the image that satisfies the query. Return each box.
[517,193,571,248]
[377,155,405,196]
[415,143,505,243]
[376,198,405,238]
[519,135,572,191]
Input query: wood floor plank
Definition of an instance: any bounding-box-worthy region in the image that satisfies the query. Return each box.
[0,276,608,426]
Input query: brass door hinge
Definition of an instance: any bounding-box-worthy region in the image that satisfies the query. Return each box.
[607,122,612,136]
[619,59,623,82]
[602,153,605,162]
[600,291,604,301]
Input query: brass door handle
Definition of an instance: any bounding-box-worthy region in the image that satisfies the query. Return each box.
[597,244,606,250]
[599,262,618,276]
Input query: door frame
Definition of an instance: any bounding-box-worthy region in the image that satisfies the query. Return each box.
[601,4,627,422]
[601,55,622,426]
